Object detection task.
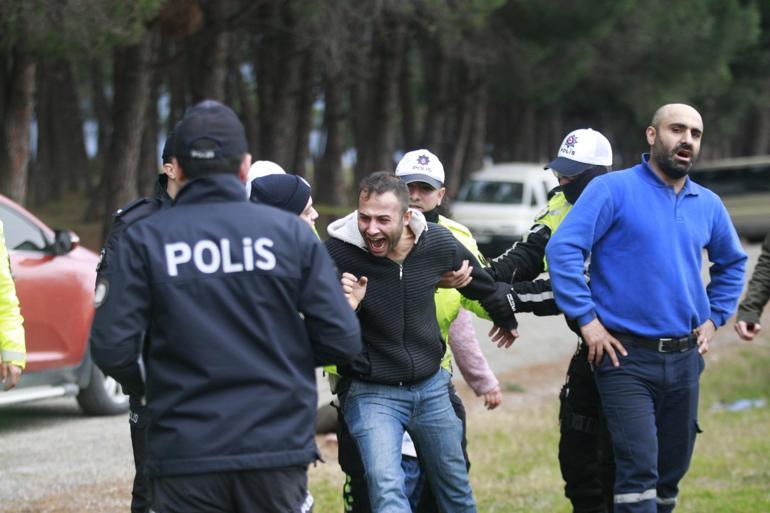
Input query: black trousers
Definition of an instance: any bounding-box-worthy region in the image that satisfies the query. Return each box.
[129,405,149,513]
[338,380,469,513]
[150,467,312,513]
[558,343,615,513]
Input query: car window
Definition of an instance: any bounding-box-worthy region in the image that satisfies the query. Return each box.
[0,204,48,251]
[457,180,524,204]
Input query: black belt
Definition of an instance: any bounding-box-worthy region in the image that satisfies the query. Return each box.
[613,332,698,353]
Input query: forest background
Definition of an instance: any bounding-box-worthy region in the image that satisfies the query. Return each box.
[1,0,769,243]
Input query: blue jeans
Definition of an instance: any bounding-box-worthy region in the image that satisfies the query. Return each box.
[402,455,422,511]
[342,369,476,513]
[595,341,704,513]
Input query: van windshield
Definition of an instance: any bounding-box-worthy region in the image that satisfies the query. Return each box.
[457,180,524,204]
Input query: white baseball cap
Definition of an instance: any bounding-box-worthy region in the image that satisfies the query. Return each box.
[395,149,445,190]
[546,128,613,176]
[245,160,286,197]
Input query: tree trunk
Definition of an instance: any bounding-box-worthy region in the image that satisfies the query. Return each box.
[189,0,229,103]
[0,47,36,205]
[167,38,189,124]
[101,33,154,242]
[446,68,473,197]
[255,1,302,168]
[34,58,57,206]
[355,14,405,180]
[138,69,160,197]
[232,56,258,155]
[35,58,89,205]
[462,81,488,183]
[349,55,371,188]
[89,57,111,177]
[291,49,315,177]
[399,40,417,151]
[419,38,449,152]
[316,71,346,207]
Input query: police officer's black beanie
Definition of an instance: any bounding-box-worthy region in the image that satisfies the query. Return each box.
[250,174,311,216]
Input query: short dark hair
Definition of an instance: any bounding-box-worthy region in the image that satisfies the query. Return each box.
[178,138,243,179]
[359,171,409,214]
[161,128,177,165]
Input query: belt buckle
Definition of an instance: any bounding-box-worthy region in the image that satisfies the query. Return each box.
[658,338,672,353]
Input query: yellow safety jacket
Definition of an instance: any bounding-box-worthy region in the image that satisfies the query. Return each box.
[534,191,571,273]
[435,215,489,372]
[0,221,26,369]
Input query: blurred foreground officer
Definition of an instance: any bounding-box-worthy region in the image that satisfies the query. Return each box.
[90,127,180,513]
[91,100,362,513]
[547,104,746,513]
[734,231,770,340]
[0,221,25,391]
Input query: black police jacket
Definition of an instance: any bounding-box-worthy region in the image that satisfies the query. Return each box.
[90,175,172,415]
[91,174,362,477]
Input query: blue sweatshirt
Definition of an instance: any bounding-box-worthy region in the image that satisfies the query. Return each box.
[546,155,747,338]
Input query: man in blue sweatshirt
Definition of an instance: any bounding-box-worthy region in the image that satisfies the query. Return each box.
[546,103,746,513]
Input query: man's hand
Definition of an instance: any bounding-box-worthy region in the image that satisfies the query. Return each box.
[580,318,627,367]
[488,325,518,349]
[694,319,716,354]
[483,385,502,410]
[734,320,761,341]
[438,260,472,289]
[340,273,368,310]
[1,362,22,391]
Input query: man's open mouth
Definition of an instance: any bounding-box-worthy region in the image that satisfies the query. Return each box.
[368,237,387,252]
[675,148,692,162]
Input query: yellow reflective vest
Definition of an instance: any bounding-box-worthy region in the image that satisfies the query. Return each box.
[435,215,489,372]
[0,221,26,369]
[533,191,571,273]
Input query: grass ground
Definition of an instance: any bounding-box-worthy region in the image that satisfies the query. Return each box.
[309,337,770,512]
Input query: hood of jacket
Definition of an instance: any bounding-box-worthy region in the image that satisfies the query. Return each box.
[327,208,428,250]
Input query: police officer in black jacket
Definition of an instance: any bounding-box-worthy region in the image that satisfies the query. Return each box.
[91,100,362,513]
[89,128,181,513]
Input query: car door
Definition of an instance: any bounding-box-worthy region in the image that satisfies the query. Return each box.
[0,201,94,372]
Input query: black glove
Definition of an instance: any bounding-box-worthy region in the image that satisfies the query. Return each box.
[480,281,519,331]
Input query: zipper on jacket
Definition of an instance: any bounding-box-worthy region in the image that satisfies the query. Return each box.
[399,264,403,280]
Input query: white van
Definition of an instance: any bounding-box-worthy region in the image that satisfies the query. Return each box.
[452,162,558,258]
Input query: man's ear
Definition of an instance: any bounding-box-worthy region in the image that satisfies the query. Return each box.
[403,208,412,226]
[437,186,446,205]
[162,163,176,181]
[172,157,186,182]
[645,126,656,146]
[238,153,253,184]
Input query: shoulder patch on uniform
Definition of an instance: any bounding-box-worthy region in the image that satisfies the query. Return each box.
[113,197,150,218]
[94,279,109,308]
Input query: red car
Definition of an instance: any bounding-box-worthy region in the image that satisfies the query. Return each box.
[0,194,128,415]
